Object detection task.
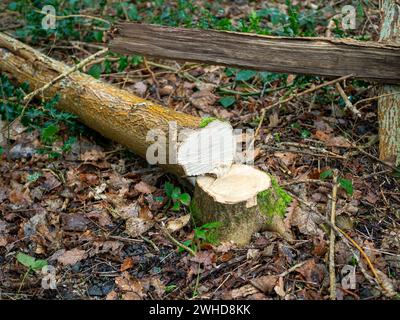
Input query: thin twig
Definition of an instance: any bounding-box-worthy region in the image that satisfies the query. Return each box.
[335,83,361,118]
[255,74,354,137]
[23,47,108,103]
[159,224,196,256]
[329,170,339,300]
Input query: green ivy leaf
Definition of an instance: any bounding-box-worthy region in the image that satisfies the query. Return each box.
[171,187,181,200]
[235,70,257,82]
[41,124,59,144]
[172,201,181,211]
[219,96,235,108]
[164,182,174,198]
[0,146,3,156]
[27,172,42,183]
[127,4,139,20]
[339,178,353,196]
[201,221,222,230]
[301,129,311,138]
[118,56,129,72]
[320,170,333,180]
[179,193,191,206]
[88,63,102,79]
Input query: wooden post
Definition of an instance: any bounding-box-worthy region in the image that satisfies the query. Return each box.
[378,0,400,165]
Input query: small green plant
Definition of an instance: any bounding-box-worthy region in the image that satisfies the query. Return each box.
[164,182,191,211]
[27,172,42,183]
[16,252,48,293]
[199,117,217,128]
[320,170,354,196]
[179,221,222,253]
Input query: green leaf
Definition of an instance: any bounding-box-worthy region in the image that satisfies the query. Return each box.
[127,4,139,20]
[339,178,354,196]
[27,172,42,182]
[301,129,311,138]
[165,284,177,293]
[172,201,181,211]
[235,70,257,82]
[171,187,181,200]
[154,196,164,202]
[88,63,102,79]
[201,221,222,230]
[164,182,174,198]
[32,259,47,271]
[218,96,235,108]
[0,146,3,156]
[41,124,59,144]
[320,170,333,180]
[16,252,36,269]
[179,193,191,206]
[8,2,18,11]
[118,56,129,72]
[93,31,103,42]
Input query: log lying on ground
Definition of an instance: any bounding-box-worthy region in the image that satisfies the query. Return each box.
[0,32,292,245]
[110,23,400,84]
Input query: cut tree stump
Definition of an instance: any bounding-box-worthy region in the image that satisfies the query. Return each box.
[378,0,400,165]
[0,32,292,245]
[193,165,293,245]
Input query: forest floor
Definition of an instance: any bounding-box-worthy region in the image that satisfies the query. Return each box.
[0,0,399,300]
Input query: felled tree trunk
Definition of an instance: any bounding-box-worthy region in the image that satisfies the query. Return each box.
[0,32,291,244]
[378,0,400,165]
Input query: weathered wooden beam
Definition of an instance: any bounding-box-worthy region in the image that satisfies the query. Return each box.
[110,23,400,84]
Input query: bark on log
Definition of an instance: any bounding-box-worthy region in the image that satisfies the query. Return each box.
[110,23,400,84]
[0,32,291,245]
[378,0,400,165]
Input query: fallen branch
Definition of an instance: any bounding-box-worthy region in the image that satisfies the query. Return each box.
[329,170,338,300]
[335,83,361,118]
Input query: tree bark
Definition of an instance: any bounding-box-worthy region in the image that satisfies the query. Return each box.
[379,0,400,165]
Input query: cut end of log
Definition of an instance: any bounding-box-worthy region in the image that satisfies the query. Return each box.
[177,120,235,176]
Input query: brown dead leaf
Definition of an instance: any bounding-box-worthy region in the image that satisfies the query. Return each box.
[131,81,147,96]
[224,284,259,299]
[142,277,165,298]
[84,209,112,227]
[190,251,216,268]
[314,130,331,142]
[57,248,87,266]
[274,152,297,167]
[326,136,351,148]
[120,257,134,272]
[115,272,144,299]
[125,217,154,238]
[81,148,105,162]
[250,275,278,294]
[134,181,156,194]
[166,214,191,233]
[189,89,217,111]
[106,290,118,300]
[296,259,326,284]
[274,277,286,297]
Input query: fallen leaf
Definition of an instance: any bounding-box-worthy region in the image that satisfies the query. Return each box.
[81,148,105,162]
[166,214,191,233]
[120,257,134,272]
[125,217,154,238]
[189,89,218,111]
[61,214,88,232]
[296,259,326,284]
[326,136,351,148]
[224,284,259,299]
[250,275,278,294]
[246,249,260,260]
[142,277,165,298]
[274,152,297,167]
[106,290,118,300]
[274,277,286,297]
[57,248,87,266]
[314,130,331,142]
[115,272,145,299]
[131,81,147,96]
[134,181,156,194]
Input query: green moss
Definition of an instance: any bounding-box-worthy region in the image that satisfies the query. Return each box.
[199,117,217,128]
[257,176,292,222]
